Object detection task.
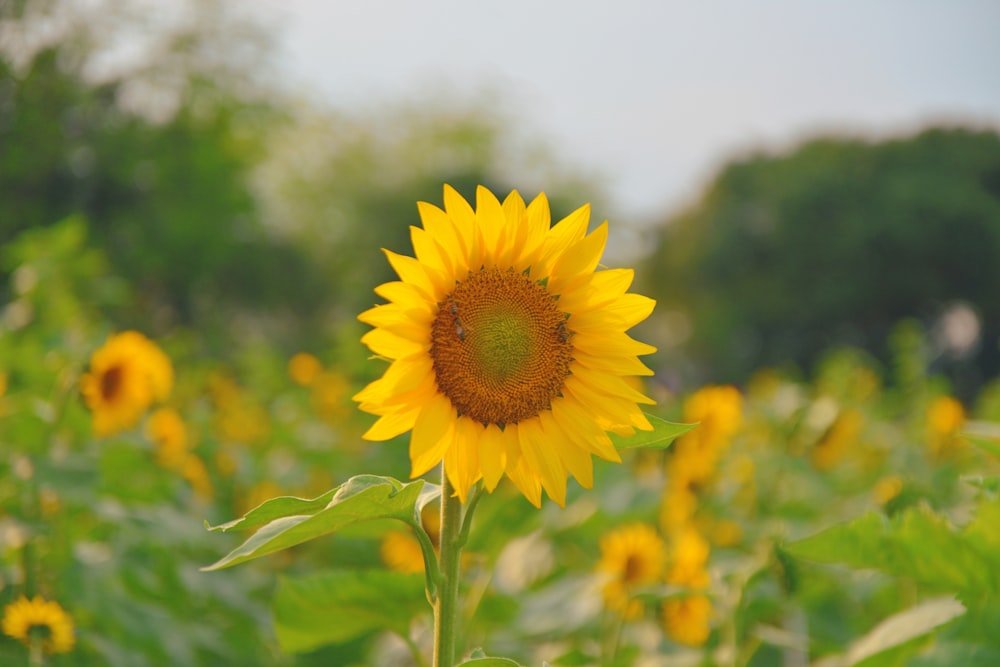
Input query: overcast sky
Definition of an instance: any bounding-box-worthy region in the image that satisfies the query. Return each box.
[266,0,1000,222]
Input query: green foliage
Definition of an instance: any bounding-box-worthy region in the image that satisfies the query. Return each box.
[5,217,1000,665]
[610,414,697,449]
[205,476,438,570]
[642,127,1000,392]
[274,570,426,652]
[785,501,1000,597]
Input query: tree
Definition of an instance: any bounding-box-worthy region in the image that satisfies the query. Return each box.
[641,127,1000,394]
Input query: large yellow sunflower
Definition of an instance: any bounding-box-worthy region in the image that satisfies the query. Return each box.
[2,595,76,654]
[355,185,656,506]
[80,331,173,437]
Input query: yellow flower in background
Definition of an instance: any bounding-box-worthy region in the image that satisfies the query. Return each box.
[927,395,966,458]
[669,385,743,486]
[659,481,698,532]
[80,331,173,437]
[683,385,743,443]
[312,370,351,421]
[2,595,75,654]
[811,408,864,471]
[873,475,903,505]
[288,352,322,387]
[381,505,441,574]
[238,480,284,517]
[181,454,214,502]
[210,377,271,445]
[665,525,711,589]
[381,531,426,574]
[662,594,712,646]
[597,523,666,619]
[355,185,656,506]
[145,407,190,469]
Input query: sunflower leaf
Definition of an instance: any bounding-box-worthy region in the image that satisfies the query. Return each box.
[965,433,1000,460]
[273,570,426,652]
[784,501,1000,595]
[609,413,697,450]
[457,658,522,667]
[203,475,440,570]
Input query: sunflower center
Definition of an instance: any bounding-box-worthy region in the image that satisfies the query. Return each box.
[101,365,124,401]
[623,554,643,584]
[28,622,53,644]
[430,266,574,427]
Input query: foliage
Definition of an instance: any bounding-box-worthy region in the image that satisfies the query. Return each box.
[641,127,1000,394]
[5,220,1000,665]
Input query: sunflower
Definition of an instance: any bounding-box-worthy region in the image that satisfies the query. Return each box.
[288,352,322,387]
[662,594,712,646]
[80,331,173,437]
[2,595,76,654]
[927,395,967,458]
[145,407,190,469]
[355,185,656,506]
[596,523,666,619]
[381,504,441,574]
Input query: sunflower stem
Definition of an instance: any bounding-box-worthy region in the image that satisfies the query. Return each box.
[433,469,464,667]
[413,517,442,604]
[457,481,484,547]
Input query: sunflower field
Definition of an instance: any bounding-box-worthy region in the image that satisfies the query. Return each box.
[2,204,1000,666]
[4,3,1000,665]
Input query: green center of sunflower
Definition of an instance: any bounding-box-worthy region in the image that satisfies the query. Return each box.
[430,266,574,427]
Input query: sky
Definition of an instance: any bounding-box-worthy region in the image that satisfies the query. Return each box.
[266,0,1000,222]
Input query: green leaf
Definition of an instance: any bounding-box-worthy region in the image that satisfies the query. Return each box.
[273,570,427,652]
[784,503,1000,595]
[610,413,697,449]
[206,488,340,533]
[964,476,1000,493]
[203,475,439,570]
[965,433,1000,460]
[457,659,522,667]
[845,596,965,665]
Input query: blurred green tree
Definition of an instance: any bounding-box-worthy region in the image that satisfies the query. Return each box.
[1,1,601,357]
[0,0,308,333]
[641,127,1000,395]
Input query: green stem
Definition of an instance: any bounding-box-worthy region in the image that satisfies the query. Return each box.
[28,635,43,666]
[413,515,443,605]
[433,470,464,667]
[458,481,484,547]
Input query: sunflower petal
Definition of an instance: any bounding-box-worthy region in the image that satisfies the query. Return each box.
[518,418,568,507]
[478,423,507,492]
[410,394,456,477]
[445,418,482,501]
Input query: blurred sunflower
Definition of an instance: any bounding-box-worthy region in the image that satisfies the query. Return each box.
[381,504,441,574]
[145,407,190,469]
[662,594,712,646]
[355,185,656,506]
[2,595,75,654]
[927,395,966,458]
[669,385,743,485]
[811,408,863,471]
[665,525,711,589]
[80,331,173,437]
[288,352,322,387]
[596,523,666,619]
